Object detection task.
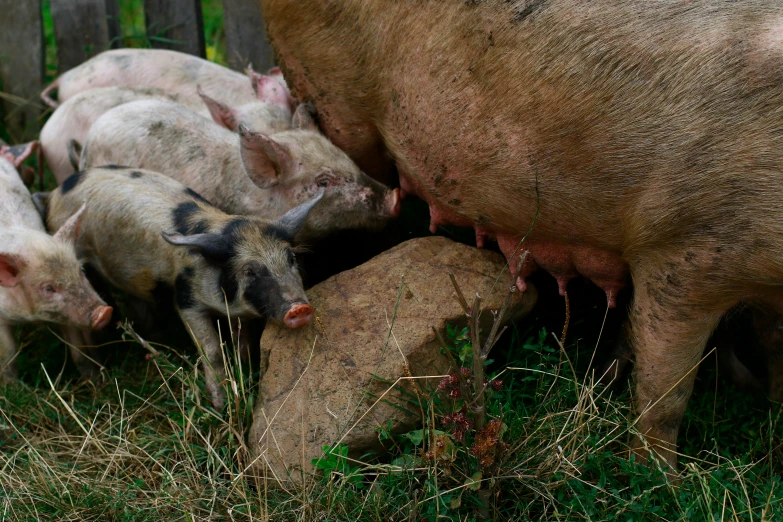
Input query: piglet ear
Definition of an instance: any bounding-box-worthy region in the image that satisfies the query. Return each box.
[161,231,232,262]
[0,141,39,169]
[275,190,324,241]
[197,85,239,131]
[292,103,318,132]
[247,65,266,98]
[53,203,86,245]
[0,253,25,288]
[238,124,294,189]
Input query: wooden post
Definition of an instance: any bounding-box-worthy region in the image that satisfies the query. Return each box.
[0,0,44,139]
[222,0,276,72]
[144,0,205,58]
[105,0,123,49]
[50,0,114,74]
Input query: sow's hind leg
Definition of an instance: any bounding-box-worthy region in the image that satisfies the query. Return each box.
[629,257,731,470]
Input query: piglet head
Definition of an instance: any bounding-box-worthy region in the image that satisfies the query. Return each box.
[162,196,321,328]
[1,204,112,330]
[238,106,400,242]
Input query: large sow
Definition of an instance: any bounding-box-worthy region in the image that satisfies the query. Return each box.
[261,0,783,468]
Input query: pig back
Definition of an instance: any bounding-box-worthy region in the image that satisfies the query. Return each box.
[264,0,783,256]
[42,87,212,185]
[81,99,243,211]
[0,158,44,232]
[57,49,257,106]
[47,167,216,299]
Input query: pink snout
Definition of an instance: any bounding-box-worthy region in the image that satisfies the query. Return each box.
[284,303,313,329]
[386,187,401,218]
[91,305,113,330]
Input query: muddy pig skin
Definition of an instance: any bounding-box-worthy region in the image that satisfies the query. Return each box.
[262,0,783,468]
[80,99,400,242]
[42,87,292,184]
[46,167,320,408]
[0,147,112,382]
[41,49,293,112]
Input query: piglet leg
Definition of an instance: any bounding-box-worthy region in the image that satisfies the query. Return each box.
[178,308,226,409]
[630,260,727,471]
[0,321,18,382]
[63,326,102,380]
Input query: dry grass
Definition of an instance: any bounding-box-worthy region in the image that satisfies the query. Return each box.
[1,288,781,522]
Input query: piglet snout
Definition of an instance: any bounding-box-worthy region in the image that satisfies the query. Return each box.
[91,305,113,330]
[284,303,313,329]
[386,188,401,218]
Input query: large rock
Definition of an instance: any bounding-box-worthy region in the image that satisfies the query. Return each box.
[248,236,537,481]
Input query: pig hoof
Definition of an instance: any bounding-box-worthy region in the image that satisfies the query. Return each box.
[284,303,313,328]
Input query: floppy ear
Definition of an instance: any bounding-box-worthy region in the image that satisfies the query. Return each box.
[67,140,82,170]
[275,190,324,241]
[0,141,39,168]
[53,203,86,245]
[291,103,318,132]
[247,65,266,98]
[32,192,50,222]
[0,253,25,288]
[238,124,294,189]
[161,231,233,262]
[197,85,239,131]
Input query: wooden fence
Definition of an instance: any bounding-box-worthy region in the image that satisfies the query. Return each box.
[0,0,275,140]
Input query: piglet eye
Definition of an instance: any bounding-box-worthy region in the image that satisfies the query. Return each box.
[43,285,56,295]
[244,266,256,277]
[316,178,331,188]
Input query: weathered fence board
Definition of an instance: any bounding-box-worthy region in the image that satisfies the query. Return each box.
[144,0,205,57]
[222,0,275,72]
[50,0,114,74]
[105,0,123,50]
[0,0,44,139]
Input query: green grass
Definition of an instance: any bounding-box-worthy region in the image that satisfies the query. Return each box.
[2,305,783,520]
[2,2,783,521]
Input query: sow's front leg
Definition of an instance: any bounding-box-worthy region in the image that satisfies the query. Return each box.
[629,259,728,470]
[177,307,227,409]
[0,320,18,382]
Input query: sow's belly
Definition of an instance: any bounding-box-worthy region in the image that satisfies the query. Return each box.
[399,172,629,308]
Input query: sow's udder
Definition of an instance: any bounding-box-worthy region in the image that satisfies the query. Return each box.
[398,172,629,308]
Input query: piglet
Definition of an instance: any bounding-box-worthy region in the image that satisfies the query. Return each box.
[43,86,292,185]
[45,167,319,408]
[80,99,400,242]
[41,48,293,112]
[0,143,112,381]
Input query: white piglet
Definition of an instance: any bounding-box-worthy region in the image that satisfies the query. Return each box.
[0,144,112,381]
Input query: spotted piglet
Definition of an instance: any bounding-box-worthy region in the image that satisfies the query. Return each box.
[44,167,320,408]
[0,143,112,381]
[80,99,400,243]
[42,86,293,185]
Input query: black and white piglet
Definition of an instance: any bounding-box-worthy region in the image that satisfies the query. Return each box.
[43,166,321,407]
